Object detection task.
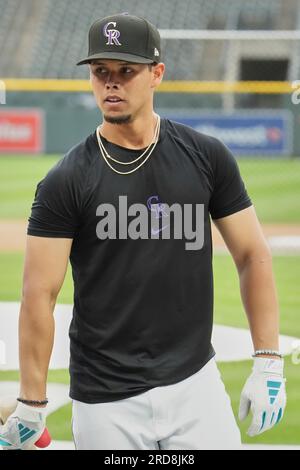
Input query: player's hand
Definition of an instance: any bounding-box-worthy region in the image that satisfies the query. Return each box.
[238,357,286,437]
[0,401,47,450]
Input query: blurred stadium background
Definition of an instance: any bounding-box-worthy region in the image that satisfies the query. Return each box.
[0,0,299,450]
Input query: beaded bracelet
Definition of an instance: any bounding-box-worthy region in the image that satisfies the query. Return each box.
[17,397,49,406]
[252,350,282,359]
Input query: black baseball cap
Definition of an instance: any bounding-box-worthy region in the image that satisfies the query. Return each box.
[77,13,161,65]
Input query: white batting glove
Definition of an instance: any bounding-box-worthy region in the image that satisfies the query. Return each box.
[0,401,46,450]
[239,357,286,437]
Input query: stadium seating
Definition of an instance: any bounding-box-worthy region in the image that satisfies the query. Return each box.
[0,0,297,79]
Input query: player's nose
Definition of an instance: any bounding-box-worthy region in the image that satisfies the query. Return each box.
[105,72,120,87]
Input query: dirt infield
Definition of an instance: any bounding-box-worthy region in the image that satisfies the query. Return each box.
[1,220,300,252]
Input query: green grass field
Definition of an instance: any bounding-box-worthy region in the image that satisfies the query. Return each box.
[0,156,300,223]
[0,154,299,445]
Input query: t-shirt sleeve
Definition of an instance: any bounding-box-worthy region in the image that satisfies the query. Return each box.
[27,155,85,238]
[208,138,252,219]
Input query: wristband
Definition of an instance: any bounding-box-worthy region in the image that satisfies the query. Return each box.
[252,349,282,359]
[17,398,49,406]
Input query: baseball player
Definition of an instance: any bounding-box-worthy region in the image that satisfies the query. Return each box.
[0,13,286,450]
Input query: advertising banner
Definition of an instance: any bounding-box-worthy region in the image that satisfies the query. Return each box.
[167,112,292,156]
[0,109,44,153]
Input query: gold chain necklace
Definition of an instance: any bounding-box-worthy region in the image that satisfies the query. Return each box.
[96,115,161,175]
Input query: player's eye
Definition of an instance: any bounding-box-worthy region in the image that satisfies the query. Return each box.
[121,67,133,74]
[95,67,107,74]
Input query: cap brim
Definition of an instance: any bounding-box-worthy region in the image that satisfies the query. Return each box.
[77,52,154,65]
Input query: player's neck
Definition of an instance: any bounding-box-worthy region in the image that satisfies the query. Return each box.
[100,113,158,150]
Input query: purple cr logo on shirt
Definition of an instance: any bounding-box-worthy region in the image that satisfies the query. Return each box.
[147,195,169,219]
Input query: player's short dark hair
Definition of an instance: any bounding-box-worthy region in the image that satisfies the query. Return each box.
[148,62,157,70]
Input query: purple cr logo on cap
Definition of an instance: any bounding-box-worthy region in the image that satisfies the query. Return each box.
[103,22,122,46]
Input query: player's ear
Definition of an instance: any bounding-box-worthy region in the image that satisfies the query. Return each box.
[151,62,165,89]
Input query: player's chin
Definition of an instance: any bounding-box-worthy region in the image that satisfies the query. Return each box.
[103,113,132,125]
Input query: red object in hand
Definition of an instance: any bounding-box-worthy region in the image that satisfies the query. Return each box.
[35,428,51,448]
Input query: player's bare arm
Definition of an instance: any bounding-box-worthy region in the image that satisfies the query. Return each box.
[19,236,72,401]
[213,205,280,355]
[214,205,286,437]
[0,236,72,449]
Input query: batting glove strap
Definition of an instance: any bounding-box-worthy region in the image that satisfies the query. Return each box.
[11,402,47,423]
[252,357,284,375]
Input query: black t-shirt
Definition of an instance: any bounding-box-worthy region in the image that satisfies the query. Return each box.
[27,118,252,403]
